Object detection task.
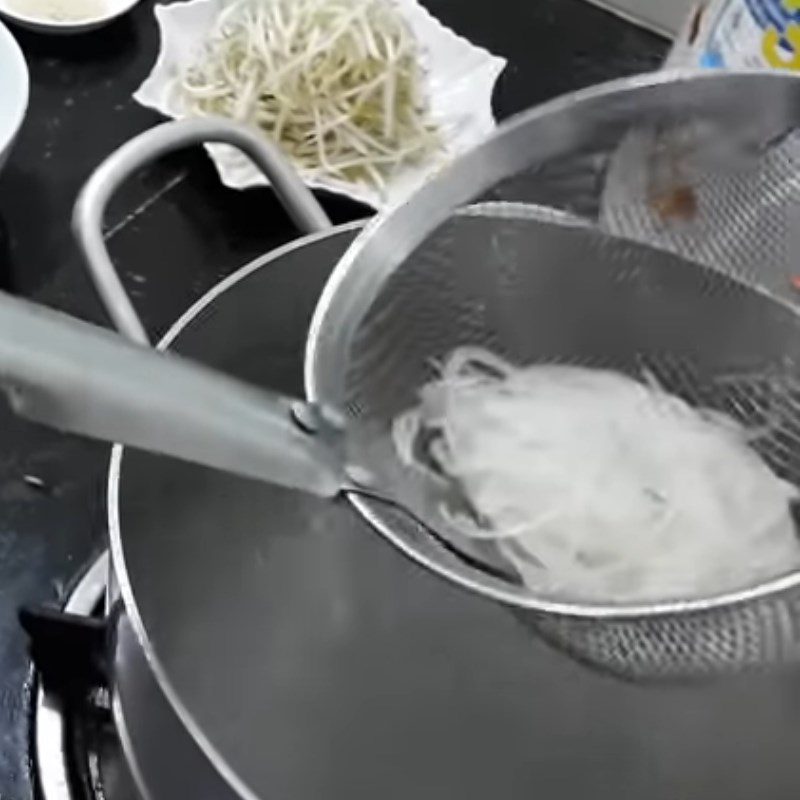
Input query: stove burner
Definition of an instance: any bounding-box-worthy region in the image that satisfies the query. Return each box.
[31,553,140,800]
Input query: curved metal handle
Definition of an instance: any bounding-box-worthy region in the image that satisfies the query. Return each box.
[73,117,331,345]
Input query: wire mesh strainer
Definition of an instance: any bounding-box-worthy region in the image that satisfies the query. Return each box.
[305,69,800,681]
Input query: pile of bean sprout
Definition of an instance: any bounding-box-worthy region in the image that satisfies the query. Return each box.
[177,0,440,190]
[392,347,800,602]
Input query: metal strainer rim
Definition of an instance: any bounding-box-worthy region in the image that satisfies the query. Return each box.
[305,68,800,620]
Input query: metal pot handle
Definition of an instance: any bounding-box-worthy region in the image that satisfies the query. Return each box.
[73,117,332,345]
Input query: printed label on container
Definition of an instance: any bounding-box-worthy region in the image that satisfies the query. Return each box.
[701,0,800,68]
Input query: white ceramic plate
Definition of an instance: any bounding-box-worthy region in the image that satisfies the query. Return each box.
[135,0,507,210]
[0,0,140,34]
[0,19,27,171]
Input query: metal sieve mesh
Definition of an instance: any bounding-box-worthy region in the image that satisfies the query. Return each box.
[306,70,800,680]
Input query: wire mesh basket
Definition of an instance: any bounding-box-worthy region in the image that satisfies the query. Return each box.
[305,70,800,681]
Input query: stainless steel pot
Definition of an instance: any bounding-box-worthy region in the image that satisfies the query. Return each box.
[91,125,800,800]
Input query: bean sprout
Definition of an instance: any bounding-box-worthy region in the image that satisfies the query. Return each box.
[176,0,440,191]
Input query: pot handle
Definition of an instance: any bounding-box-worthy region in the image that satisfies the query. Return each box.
[73,117,332,345]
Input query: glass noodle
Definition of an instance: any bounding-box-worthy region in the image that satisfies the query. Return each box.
[393,347,800,602]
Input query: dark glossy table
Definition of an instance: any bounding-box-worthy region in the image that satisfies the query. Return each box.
[0,3,664,797]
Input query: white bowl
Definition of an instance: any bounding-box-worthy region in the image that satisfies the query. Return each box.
[0,0,140,34]
[0,20,27,171]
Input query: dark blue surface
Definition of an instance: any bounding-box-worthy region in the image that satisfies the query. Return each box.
[0,3,665,797]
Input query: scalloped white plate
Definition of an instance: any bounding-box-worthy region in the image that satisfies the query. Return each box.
[134,0,506,210]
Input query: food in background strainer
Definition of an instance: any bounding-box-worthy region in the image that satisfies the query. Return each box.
[175,0,440,191]
[392,347,800,602]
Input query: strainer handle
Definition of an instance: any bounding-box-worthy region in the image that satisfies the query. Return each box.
[0,292,345,496]
[0,119,345,497]
[73,117,331,345]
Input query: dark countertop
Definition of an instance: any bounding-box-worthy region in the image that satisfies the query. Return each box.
[0,3,665,797]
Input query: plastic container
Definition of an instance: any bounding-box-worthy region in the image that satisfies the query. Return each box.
[672,0,800,69]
